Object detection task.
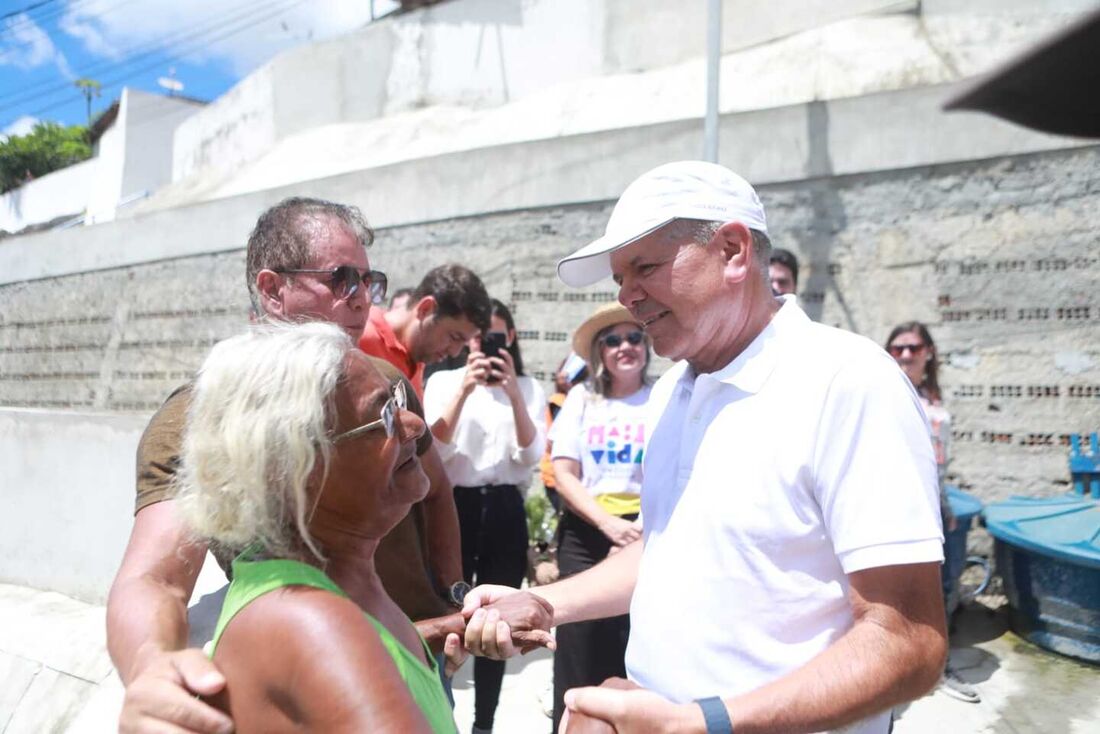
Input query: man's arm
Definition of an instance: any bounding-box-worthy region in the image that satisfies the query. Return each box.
[415,590,555,657]
[564,561,947,734]
[462,539,642,658]
[108,502,206,682]
[419,443,464,587]
[108,501,233,734]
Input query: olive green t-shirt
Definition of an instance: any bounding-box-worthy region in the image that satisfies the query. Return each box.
[133,356,452,621]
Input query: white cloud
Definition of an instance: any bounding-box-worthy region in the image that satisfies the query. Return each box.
[1,115,40,140]
[59,0,389,78]
[0,13,74,78]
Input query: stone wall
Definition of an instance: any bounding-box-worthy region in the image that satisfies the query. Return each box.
[2,145,1098,504]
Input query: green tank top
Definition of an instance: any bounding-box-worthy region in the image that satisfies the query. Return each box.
[209,555,455,733]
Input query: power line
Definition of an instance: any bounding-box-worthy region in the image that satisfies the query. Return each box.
[0,0,259,94]
[0,0,101,36]
[23,0,308,119]
[0,0,300,112]
[0,0,58,23]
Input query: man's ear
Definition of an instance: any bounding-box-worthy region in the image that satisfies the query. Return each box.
[715,221,754,285]
[255,270,285,317]
[414,295,437,321]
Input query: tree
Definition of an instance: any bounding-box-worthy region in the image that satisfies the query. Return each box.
[0,122,92,193]
[74,78,102,127]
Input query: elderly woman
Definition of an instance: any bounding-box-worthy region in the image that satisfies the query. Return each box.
[174,322,457,732]
[548,302,653,731]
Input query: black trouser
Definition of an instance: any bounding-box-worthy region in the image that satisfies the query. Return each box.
[552,509,637,733]
[454,484,529,731]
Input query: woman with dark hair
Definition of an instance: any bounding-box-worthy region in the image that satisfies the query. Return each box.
[548,302,652,732]
[423,298,547,734]
[886,321,979,704]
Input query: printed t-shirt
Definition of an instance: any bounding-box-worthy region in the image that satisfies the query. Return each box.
[548,383,651,516]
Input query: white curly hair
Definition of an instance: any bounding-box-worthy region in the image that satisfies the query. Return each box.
[173,321,352,560]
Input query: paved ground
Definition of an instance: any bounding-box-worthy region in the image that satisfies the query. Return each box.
[2,583,1098,733]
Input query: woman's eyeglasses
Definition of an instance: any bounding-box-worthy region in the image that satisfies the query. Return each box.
[334,381,407,442]
[274,265,388,305]
[887,343,926,357]
[601,331,645,349]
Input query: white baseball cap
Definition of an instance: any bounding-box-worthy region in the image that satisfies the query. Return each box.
[556,161,768,287]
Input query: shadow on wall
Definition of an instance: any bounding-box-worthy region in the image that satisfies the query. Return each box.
[798,100,852,330]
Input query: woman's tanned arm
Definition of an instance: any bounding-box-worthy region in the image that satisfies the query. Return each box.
[213,587,435,733]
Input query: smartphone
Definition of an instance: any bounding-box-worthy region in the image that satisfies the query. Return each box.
[481,331,508,383]
[481,331,508,359]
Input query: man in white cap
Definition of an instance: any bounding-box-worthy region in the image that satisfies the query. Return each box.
[463,161,947,733]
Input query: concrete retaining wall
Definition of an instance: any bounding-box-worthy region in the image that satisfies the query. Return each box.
[2,140,1097,505]
[0,409,146,603]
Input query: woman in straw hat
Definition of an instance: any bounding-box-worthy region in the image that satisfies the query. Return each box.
[547,302,653,731]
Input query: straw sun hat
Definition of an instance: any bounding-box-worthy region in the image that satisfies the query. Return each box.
[572,302,642,367]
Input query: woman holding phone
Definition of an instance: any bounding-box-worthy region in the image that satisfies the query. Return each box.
[423,298,547,734]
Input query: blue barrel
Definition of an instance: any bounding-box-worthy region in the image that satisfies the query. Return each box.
[983,493,1100,663]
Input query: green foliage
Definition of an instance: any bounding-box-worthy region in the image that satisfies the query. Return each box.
[525,487,558,548]
[0,122,92,194]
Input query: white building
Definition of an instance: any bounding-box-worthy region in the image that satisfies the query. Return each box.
[0,88,202,235]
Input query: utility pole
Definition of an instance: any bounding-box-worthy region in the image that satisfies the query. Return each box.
[703,0,721,162]
[74,78,102,127]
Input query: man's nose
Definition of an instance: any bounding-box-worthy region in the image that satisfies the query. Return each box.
[346,284,368,311]
[617,276,644,309]
[396,407,426,442]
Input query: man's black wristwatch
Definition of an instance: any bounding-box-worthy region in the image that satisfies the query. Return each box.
[445,581,471,608]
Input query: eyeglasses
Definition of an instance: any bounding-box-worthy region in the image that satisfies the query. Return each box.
[887,343,926,357]
[333,380,407,442]
[601,331,645,349]
[274,265,388,305]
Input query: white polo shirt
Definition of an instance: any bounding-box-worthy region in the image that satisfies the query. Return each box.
[626,297,943,734]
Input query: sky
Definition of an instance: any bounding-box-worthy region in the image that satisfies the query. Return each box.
[0,0,401,137]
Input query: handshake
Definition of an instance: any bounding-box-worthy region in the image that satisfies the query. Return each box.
[437,585,556,675]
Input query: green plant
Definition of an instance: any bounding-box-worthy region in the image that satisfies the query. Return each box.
[0,121,91,193]
[525,486,558,549]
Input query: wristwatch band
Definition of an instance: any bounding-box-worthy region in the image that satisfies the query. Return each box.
[694,696,733,734]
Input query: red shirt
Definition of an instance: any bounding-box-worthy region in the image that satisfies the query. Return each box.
[359,308,425,397]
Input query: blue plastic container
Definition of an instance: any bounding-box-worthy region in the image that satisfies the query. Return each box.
[983,455,1100,663]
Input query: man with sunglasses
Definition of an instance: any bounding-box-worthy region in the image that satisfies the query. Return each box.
[464,162,947,734]
[110,198,551,734]
[359,263,492,397]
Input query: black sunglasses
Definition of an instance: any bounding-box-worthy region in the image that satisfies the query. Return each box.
[601,330,645,348]
[274,265,388,305]
[887,343,926,357]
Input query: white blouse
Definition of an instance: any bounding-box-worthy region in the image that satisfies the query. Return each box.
[423,368,547,487]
